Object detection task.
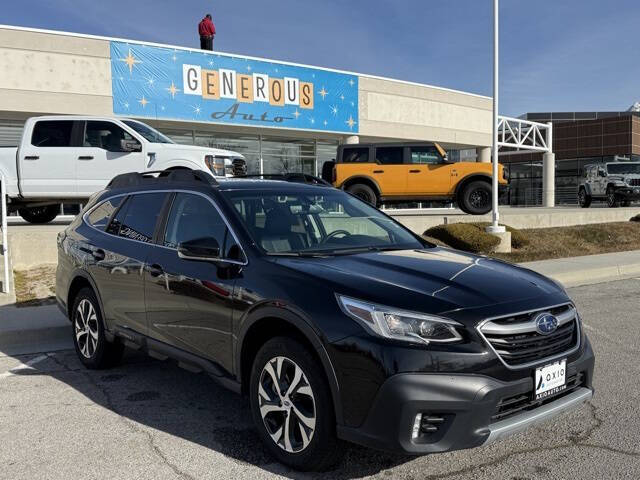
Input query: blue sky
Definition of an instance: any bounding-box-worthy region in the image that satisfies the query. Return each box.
[3,0,639,115]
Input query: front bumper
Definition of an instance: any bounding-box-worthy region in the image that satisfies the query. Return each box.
[613,186,640,199]
[336,339,594,454]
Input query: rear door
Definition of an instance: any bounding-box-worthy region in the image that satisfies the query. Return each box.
[84,192,169,336]
[373,146,407,195]
[19,119,81,196]
[144,191,240,372]
[76,120,145,195]
[406,145,453,195]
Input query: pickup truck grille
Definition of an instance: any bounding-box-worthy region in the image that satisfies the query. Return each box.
[232,158,247,176]
[491,371,585,422]
[478,304,580,368]
[628,178,640,186]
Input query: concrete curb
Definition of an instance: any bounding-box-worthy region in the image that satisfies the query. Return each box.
[0,304,72,356]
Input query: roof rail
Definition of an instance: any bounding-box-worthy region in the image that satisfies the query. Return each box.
[242,173,332,186]
[106,170,218,190]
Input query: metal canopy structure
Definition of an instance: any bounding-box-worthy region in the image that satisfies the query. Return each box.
[497,116,553,153]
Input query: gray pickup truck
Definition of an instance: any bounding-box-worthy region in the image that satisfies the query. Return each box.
[578,162,640,208]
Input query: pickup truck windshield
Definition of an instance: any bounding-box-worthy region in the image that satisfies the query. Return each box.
[607,163,640,175]
[123,120,174,144]
[226,190,425,255]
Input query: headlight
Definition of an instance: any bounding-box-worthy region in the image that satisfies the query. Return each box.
[205,155,226,176]
[336,295,463,345]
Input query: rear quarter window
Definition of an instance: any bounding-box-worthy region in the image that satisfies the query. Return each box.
[341,147,369,163]
[31,121,74,147]
[87,196,125,231]
[105,193,167,243]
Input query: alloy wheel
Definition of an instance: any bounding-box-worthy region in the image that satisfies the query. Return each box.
[469,188,489,209]
[74,299,99,358]
[258,356,316,453]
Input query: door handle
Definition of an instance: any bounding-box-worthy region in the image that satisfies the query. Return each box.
[373,170,384,174]
[148,263,164,278]
[409,169,421,173]
[78,155,94,160]
[24,156,39,160]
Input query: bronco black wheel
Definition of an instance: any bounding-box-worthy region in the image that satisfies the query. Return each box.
[461,181,492,215]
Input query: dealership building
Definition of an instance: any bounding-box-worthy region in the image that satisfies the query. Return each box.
[0,25,495,182]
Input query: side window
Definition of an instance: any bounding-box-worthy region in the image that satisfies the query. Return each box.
[107,193,167,243]
[410,146,443,164]
[87,196,124,231]
[341,147,369,163]
[84,121,139,153]
[376,147,404,165]
[31,121,74,147]
[164,193,239,259]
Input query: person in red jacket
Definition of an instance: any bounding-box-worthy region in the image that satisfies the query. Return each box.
[198,14,216,51]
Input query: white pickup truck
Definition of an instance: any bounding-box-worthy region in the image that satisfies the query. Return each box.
[0,116,247,223]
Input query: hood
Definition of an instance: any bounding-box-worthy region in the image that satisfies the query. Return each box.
[273,247,563,319]
[154,143,244,159]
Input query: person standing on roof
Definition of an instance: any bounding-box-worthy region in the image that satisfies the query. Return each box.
[198,14,216,51]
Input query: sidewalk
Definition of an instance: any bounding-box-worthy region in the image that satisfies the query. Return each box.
[521,250,640,288]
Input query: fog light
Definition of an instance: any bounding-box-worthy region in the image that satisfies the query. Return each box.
[411,413,422,440]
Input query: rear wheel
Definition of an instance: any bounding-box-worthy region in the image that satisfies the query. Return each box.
[346,183,378,207]
[578,188,592,208]
[249,337,340,471]
[72,287,124,369]
[606,186,619,208]
[18,205,60,224]
[460,181,492,215]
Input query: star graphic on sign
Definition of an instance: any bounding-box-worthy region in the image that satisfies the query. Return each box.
[323,120,328,126]
[348,78,355,87]
[309,117,315,125]
[138,96,149,108]
[123,102,130,109]
[120,48,141,74]
[246,65,252,72]
[160,105,165,111]
[209,60,214,66]
[350,101,355,107]
[330,105,338,116]
[345,115,357,130]
[147,77,155,86]
[192,105,202,115]
[318,87,328,100]
[166,82,180,99]
[339,94,345,101]
[292,109,301,119]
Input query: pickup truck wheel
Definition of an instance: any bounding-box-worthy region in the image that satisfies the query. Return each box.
[18,205,60,224]
[606,186,619,208]
[461,181,492,215]
[346,183,378,207]
[578,188,592,208]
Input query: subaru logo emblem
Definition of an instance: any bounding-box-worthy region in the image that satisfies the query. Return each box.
[534,313,558,335]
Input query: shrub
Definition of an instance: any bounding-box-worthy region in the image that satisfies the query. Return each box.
[424,223,500,253]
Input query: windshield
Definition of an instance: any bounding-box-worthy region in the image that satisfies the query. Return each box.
[123,120,174,144]
[226,190,426,255]
[607,163,640,175]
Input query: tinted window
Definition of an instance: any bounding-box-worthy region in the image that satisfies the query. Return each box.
[376,147,403,165]
[164,193,238,258]
[341,147,369,163]
[84,121,139,152]
[87,196,124,230]
[31,121,74,147]
[107,193,166,243]
[410,146,443,164]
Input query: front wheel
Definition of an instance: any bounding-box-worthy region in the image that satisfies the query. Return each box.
[18,205,60,224]
[249,337,341,471]
[460,181,492,215]
[578,188,592,208]
[606,186,619,208]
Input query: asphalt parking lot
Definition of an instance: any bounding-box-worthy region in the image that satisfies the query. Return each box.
[1,278,638,480]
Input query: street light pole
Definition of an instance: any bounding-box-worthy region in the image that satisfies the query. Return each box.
[487,0,505,233]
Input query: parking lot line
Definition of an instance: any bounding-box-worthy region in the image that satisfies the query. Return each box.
[0,352,53,379]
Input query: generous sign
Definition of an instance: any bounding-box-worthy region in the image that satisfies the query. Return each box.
[110,41,359,133]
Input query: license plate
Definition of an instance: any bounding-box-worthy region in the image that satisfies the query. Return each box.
[534,359,566,400]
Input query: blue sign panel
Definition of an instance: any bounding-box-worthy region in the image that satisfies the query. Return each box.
[110,41,359,134]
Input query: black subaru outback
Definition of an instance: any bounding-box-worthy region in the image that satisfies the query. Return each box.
[56,170,594,471]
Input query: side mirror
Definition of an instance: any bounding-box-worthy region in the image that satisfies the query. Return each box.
[177,237,221,261]
[121,139,142,152]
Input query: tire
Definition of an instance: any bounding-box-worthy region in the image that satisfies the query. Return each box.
[71,287,124,369]
[460,180,492,215]
[346,183,378,207]
[249,336,341,471]
[606,186,619,208]
[578,188,592,208]
[18,205,60,224]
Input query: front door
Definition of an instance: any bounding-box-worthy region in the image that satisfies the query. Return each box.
[406,146,453,195]
[85,191,169,335]
[144,192,239,372]
[19,119,80,197]
[76,120,145,196]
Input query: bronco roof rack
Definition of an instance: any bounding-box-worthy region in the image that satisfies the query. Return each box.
[242,173,332,186]
[106,170,218,189]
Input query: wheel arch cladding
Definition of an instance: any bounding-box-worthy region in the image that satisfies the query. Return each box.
[67,272,106,327]
[455,174,491,199]
[237,308,344,425]
[342,176,380,195]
